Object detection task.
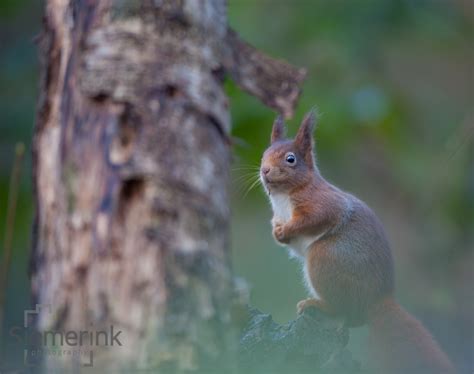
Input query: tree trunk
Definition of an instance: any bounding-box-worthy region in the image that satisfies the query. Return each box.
[31,1,305,372]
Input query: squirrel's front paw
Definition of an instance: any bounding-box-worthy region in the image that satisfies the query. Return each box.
[273,223,290,244]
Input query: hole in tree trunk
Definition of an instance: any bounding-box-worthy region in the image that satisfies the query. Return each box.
[120,178,144,203]
[109,106,138,165]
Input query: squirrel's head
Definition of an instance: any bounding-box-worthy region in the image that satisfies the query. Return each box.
[260,110,318,193]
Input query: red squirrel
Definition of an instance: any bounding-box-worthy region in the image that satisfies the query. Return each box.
[260,110,454,373]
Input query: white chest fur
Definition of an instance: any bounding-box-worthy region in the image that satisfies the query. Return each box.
[270,193,293,223]
[269,193,321,258]
[269,193,321,298]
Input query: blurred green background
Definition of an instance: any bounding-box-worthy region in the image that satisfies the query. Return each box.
[0,0,472,372]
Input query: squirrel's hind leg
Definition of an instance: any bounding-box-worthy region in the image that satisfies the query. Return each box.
[296,298,333,316]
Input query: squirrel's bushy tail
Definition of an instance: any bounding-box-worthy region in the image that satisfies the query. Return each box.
[368,297,454,374]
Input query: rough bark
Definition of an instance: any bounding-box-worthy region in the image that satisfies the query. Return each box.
[31,0,305,372]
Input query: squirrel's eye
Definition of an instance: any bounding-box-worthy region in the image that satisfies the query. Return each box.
[285,152,296,165]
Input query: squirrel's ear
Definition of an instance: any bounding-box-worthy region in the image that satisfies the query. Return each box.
[271,115,286,144]
[295,109,317,163]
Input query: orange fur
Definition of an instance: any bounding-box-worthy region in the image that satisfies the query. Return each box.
[369,298,454,373]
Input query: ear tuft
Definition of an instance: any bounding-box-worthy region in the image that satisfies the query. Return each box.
[271,115,286,144]
[301,108,318,134]
[294,109,318,164]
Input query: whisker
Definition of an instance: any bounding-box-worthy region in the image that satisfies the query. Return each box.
[237,179,259,195]
[239,172,261,192]
[231,166,260,171]
[233,163,259,167]
[235,173,260,195]
[243,176,262,198]
[232,172,260,183]
[231,171,260,179]
[231,162,260,169]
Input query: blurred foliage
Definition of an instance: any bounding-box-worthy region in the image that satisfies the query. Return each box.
[0,0,472,372]
[227,1,473,371]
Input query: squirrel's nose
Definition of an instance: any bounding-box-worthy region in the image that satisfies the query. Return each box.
[262,167,270,175]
